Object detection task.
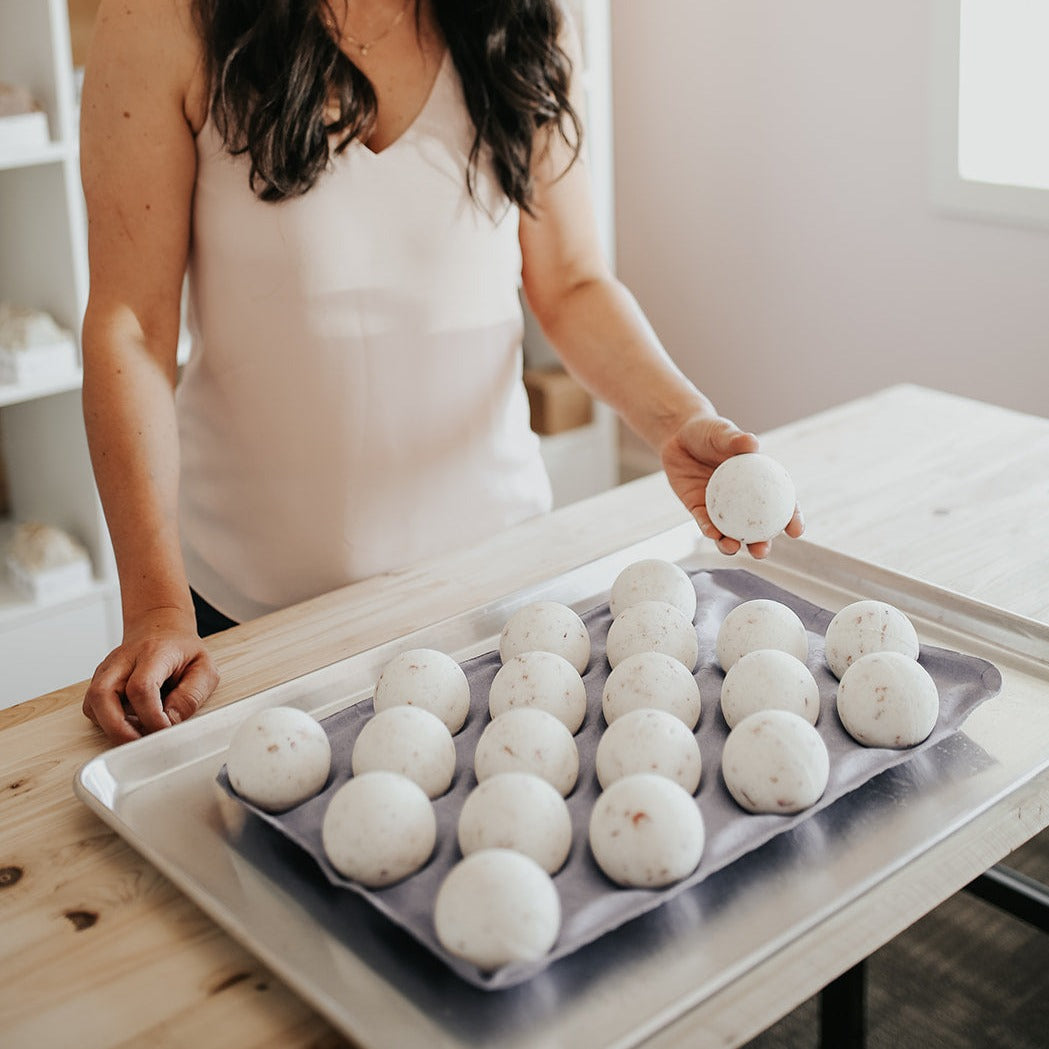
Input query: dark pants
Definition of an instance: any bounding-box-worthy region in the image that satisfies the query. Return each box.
[191,589,239,638]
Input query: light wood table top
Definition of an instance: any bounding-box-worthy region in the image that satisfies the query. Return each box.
[2,383,1048,1049]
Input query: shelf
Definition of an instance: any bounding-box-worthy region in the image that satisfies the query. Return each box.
[0,140,70,172]
[0,364,82,406]
[0,568,111,630]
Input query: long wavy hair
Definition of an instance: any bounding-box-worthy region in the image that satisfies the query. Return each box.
[192,0,583,211]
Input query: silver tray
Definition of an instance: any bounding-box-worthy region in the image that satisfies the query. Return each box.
[74,530,1049,1049]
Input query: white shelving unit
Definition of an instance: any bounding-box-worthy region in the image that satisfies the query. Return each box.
[0,0,618,709]
[0,0,119,708]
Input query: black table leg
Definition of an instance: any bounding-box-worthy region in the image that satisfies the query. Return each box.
[811,865,1048,1049]
[963,863,1049,934]
[819,958,867,1049]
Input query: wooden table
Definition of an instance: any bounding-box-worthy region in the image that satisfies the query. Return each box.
[3,384,1048,1049]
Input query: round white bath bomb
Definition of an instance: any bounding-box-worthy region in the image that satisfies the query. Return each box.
[321,771,436,887]
[705,453,796,545]
[434,849,561,970]
[589,773,706,887]
[373,648,471,734]
[605,600,699,671]
[721,709,830,814]
[836,651,940,748]
[488,650,587,733]
[457,772,573,874]
[823,599,920,679]
[720,649,821,729]
[226,706,332,812]
[609,558,697,621]
[602,650,702,729]
[716,598,809,670]
[351,705,456,799]
[595,707,702,793]
[474,707,579,796]
[499,601,591,674]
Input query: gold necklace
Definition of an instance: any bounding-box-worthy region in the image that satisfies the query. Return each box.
[336,0,412,57]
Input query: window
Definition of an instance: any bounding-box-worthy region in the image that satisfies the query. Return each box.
[931,0,1049,228]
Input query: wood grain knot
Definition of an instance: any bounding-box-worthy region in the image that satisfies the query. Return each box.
[64,910,99,931]
[0,866,23,888]
[209,971,251,996]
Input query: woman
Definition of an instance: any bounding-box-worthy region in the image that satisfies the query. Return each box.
[79,0,802,743]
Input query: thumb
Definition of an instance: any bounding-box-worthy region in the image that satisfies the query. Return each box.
[715,422,759,457]
[163,654,220,726]
[679,413,758,460]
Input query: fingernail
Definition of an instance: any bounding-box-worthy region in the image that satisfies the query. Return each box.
[167,708,182,726]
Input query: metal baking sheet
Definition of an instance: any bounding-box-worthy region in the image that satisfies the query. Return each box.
[74,530,1049,1049]
[215,567,998,991]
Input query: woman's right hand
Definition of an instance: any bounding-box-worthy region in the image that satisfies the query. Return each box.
[82,607,219,744]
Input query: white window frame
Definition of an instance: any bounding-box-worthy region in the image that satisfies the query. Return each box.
[929,0,1049,231]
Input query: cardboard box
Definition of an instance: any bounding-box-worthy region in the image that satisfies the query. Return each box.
[523,367,593,435]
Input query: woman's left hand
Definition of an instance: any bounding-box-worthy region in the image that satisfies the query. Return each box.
[660,411,805,559]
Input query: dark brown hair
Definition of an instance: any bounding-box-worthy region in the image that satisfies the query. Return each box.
[192,0,583,211]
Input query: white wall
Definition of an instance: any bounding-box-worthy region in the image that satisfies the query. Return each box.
[609,1,1049,433]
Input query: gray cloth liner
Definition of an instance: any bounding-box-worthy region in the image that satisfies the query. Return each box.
[217,567,1003,990]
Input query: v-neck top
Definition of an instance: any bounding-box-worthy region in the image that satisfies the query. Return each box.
[177,53,551,622]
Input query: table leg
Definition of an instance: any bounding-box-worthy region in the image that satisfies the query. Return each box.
[819,958,867,1049]
[963,863,1049,934]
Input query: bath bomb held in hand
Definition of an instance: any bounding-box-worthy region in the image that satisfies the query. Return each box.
[705,453,796,545]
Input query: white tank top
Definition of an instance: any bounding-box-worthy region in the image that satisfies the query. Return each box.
[177,51,552,622]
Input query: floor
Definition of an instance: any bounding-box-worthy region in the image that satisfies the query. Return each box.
[742,830,1049,1049]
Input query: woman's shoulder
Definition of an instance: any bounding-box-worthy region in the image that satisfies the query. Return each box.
[92,0,201,55]
[90,0,207,130]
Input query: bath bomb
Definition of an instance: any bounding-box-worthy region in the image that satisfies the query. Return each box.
[605,599,700,671]
[836,651,940,748]
[350,705,457,799]
[716,598,809,670]
[589,773,706,887]
[609,558,697,620]
[595,707,703,793]
[823,599,920,679]
[434,849,561,970]
[721,709,830,814]
[488,650,587,733]
[321,771,436,887]
[474,707,579,796]
[705,453,796,544]
[720,649,821,729]
[457,772,573,874]
[602,650,702,729]
[226,706,332,812]
[499,601,591,673]
[373,648,471,734]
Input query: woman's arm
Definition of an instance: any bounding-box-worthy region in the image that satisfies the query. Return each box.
[518,17,802,557]
[79,0,217,742]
